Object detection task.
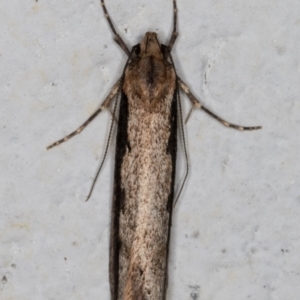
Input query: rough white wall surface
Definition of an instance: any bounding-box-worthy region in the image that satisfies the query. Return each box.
[1,0,299,299]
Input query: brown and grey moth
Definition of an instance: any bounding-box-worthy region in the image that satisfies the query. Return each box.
[47,0,261,299]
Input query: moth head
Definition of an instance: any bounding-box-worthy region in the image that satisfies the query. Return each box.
[140,32,163,59]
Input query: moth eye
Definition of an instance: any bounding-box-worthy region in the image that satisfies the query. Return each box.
[134,46,140,56]
[161,44,170,59]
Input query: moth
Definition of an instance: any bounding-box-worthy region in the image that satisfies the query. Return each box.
[47,0,261,299]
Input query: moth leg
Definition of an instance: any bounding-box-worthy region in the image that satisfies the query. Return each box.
[168,0,179,50]
[85,88,120,202]
[47,79,121,150]
[100,0,130,56]
[173,89,189,207]
[177,77,262,131]
[109,107,118,124]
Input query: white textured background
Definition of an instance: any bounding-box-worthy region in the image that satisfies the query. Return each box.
[1,0,299,299]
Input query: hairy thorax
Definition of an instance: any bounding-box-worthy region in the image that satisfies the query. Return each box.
[123,32,176,112]
[124,56,175,111]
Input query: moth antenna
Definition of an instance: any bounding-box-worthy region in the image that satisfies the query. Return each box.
[100,0,130,56]
[168,0,179,50]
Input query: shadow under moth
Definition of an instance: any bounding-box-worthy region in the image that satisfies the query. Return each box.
[47,0,261,299]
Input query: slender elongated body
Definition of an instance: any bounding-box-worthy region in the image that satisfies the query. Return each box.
[47,1,261,299]
[110,33,177,299]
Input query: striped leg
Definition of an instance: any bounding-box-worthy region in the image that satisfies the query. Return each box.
[47,79,121,150]
[178,77,262,130]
